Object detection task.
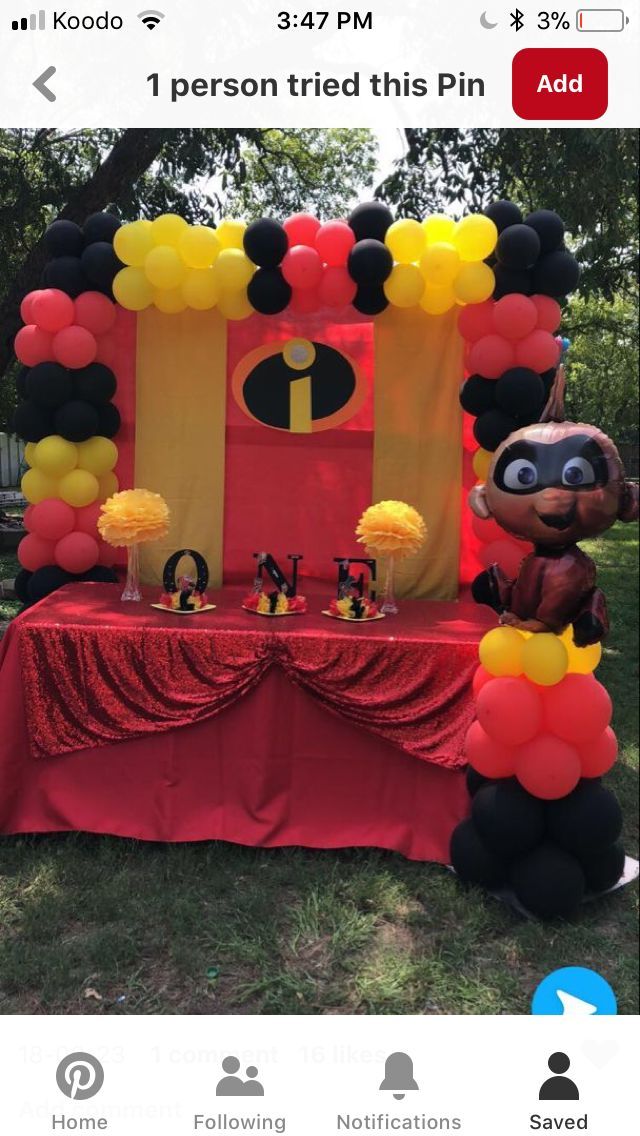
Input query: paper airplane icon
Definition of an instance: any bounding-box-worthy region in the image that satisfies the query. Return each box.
[557,989,598,1015]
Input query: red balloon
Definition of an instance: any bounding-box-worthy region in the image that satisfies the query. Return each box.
[54,531,99,574]
[23,504,36,533]
[315,221,355,267]
[515,329,561,373]
[318,266,357,307]
[471,514,507,544]
[288,287,320,314]
[94,335,117,368]
[32,289,75,333]
[492,294,538,340]
[472,665,494,698]
[97,539,117,567]
[18,532,56,572]
[283,213,321,248]
[282,245,324,291]
[464,719,517,779]
[515,734,581,800]
[479,538,530,579]
[579,727,618,778]
[476,675,542,746]
[74,502,102,536]
[20,291,42,325]
[74,292,117,336]
[468,334,515,380]
[14,325,54,367]
[542,674,612,744]
[457,301,495,343]
[52,326,97,369]
[531,294,562,333]
[30,498,76,541]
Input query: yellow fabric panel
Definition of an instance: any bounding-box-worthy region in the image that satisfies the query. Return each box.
[373,306,464,600]
[135,308,227,587]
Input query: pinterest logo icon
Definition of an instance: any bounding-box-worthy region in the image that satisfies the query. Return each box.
[56,1053,105,1101]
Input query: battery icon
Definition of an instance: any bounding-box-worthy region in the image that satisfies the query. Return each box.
[576,9,629,31]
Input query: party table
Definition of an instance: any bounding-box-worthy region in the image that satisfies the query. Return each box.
[0,583,494,860]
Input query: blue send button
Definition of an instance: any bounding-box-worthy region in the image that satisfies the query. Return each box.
[532,967,617,1015]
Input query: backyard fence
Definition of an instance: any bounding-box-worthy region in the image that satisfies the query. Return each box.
[0,434,25,489]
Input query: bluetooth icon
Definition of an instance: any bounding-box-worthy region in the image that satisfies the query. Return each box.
[510,8,525,30]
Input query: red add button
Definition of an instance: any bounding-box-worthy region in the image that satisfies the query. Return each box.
[513,48,608,120]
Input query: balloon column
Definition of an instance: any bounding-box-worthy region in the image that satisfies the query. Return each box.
[12,213,123,605]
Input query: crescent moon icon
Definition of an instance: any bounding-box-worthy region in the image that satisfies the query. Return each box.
[480,11,498,28]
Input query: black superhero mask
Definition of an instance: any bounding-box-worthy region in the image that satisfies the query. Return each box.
[493,435,609,496]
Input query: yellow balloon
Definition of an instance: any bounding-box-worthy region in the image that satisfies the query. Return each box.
[479,626,525,676]
[420,242,460,286]
[384,264,425,308]
[213,248,254,291]
[522,633,569,686]
[113,221,154,267]
[97,471,119,501]
[422,214,456,245]
[113,267,154,312]
[145,246,187,290]
[385,219,426,264]
[182,268,221,310]
[154,288,188,314]
[217,291,254,321]
[34,435,78,478]
[472,448,492,481]
[560,625,602,674]
[76,437,118,477]
[179,226,221,269]
[420,283,456,315]
[21,468,58,505]
[24,442,38,467]
[216,219,247,250]
[151,213,189,248]
[454,214,498,262]
[58,469,99,508]
[453,262,496,304]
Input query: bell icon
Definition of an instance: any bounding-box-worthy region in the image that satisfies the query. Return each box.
[379,1052,419,1100]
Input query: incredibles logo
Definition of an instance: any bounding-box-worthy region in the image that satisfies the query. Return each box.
[232,338,366,433]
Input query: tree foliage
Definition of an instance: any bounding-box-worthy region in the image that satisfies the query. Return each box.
[564,291,639,445]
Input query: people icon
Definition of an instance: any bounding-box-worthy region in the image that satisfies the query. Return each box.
[539,1052,580,1101]
[216,1056,264,1097]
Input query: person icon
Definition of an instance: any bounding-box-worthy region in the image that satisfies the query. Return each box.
[216,1056,246,1096]
[243,1066,264,1096]
[539,1053,580,1101]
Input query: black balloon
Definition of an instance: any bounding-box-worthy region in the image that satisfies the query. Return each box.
[511,843,585,919]
[524,209,565,254]
[12,400,52,442]
[495,367,545,421]
[243,219,289,269]
[547,782,623,857]
[83,211,121,246]
[352,283,389,316]
[473,781,546,858]
[27,565,73,604]
[16,367,29,399]
[466,767,493,798]
[541,367,556,395]
[43,255,89,298]
[247,267,292,314]
[493,264,533,299]
[473,408,516,452]
[82,566,118,584]
[533,250,581,297]
[485,200,523,233]
[26,362,73,409]
[496,224,541,271]
[96,401,121,438]
[450,818,508,889]
[81,242,122,290]
[54,399,100,442]
[74,363,117,405]
[13,568,32,604]
[348,239,393,286]
[45,219,84,258]
[348,201,394,243]
[460,374,497,417]
[579,840,625,894]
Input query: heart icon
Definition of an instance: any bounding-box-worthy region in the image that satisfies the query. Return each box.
[582,1040,619,1068]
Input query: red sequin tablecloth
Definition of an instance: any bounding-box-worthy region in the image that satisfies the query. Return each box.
[0,583,493,859]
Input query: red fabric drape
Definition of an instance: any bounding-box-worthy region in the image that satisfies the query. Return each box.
[8,583,493,762]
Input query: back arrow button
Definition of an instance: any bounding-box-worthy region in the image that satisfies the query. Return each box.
[33,66,57,102]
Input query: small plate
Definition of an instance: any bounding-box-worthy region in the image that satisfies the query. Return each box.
[242,605,305,617]
[150,603,217,615]
[321,609,386,622]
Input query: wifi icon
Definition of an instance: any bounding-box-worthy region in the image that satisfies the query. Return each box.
[138,9,165,30]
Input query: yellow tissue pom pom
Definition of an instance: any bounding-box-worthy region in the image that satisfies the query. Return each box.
[356,500,427,559]
[98,488,170,548]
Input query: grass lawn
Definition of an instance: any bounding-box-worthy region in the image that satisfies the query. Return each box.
[0,524,637,1015]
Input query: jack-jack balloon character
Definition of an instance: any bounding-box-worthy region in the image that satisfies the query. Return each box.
[470,370,638,645]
